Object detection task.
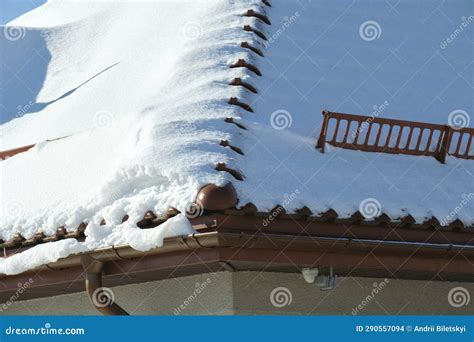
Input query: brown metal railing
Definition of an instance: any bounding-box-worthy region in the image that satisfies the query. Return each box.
[316,111,474,163]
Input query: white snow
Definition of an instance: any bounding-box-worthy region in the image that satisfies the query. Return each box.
[237,0,474,224]
[121,213,194,251]
[0,239,87,276]
[1,0,261,274]
[0,0,473,275]
[0,214,193,275]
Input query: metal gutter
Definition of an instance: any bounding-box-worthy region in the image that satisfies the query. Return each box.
[43,232,219,271]
[13,230,474,275]
[81,255,129,315]
[226,231,474,253]
[0,230,472,304]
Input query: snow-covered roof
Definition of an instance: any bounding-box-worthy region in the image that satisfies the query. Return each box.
[1,0,473,275]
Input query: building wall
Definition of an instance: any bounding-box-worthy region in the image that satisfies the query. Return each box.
[231,272,474,315]
[0,272,234,315]
[1,272,473,315]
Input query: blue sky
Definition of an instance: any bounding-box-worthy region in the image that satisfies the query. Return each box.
[1,0,46,25]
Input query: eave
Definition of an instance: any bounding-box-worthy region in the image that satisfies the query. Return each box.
[1,213,473,302]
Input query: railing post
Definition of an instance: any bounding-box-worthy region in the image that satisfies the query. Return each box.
[317,111,330,152]
[437,125,453,164]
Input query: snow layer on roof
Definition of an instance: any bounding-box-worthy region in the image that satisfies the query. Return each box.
[235,0,474,224]
[0,0,473,275]
[1,0,262,274]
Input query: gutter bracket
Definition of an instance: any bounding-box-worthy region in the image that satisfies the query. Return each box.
[219,261,236,272]
[80,255,129,315]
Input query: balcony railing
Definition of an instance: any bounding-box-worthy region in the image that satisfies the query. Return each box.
[316,111,473,163]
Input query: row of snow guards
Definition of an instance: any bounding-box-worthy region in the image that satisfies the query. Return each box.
[218,0,271,180]
[316,110,474,163]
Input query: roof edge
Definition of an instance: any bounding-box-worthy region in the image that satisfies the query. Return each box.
[1,225,473,301]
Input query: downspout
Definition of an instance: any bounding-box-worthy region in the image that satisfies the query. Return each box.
[80,255,129,315]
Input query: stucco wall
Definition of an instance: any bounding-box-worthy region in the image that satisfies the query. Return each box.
[1,272,234,315]
[1,272,472,315]
[232,272,474,315]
